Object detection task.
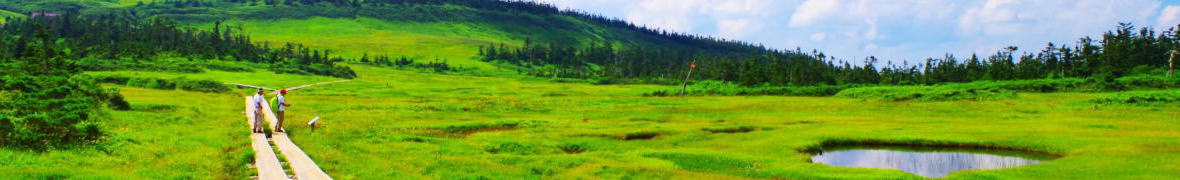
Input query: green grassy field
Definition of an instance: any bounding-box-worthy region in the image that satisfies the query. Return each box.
[212,17,518,72]
[12,65,1172,179]
[0,87,251,179]
[279,65,1180,179]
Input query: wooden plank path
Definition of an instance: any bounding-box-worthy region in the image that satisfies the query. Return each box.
[267,80,352,95]
[245,97,287,180]
[252,96,333,180]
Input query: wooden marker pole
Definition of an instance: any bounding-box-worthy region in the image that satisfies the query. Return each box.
[679,60,697,96]
[1169,50,1176,77]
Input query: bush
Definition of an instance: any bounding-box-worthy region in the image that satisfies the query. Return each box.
[143,78,176,89]
[1090,91,1180,105]
[127,77,177,90]
[1,74,112,149]
[175,77,231,93]
[484,141,540,155]
[1117,75,1178,89]
[557,142,589,154]
[109,76,228,93]
[107,88,131,110]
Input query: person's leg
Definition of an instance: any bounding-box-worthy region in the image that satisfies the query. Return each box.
[276,111,285,132]
[254,110,263,132]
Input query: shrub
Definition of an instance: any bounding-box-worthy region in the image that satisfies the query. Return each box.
[557,142,589,154]
[1090,91,1180,105]
[484,141,541,155]
[1117,75,1178,89]
[107,88,131,110]
[127,77,176,90]
[1,74,112,149]
[175,77,231,93]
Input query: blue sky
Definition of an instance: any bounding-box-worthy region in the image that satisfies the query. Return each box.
[536,0,1180,65]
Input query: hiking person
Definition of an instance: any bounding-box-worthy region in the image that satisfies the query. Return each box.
[253,88,265,133]
[275,89,292,132]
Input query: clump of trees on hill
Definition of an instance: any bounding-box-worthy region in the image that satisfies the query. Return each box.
[483,23,1180,87]
[357,54,457,73]
[0,13,357,78]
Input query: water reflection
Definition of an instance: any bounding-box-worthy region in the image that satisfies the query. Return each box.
[811,147,1050,178]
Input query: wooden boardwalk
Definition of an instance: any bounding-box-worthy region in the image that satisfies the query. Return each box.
[269,80,352,95]
[245,97,287,180]
[248,96,333,180]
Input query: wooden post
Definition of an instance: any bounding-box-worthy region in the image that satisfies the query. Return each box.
[679,60,697,96]
[1169,50,1176,77]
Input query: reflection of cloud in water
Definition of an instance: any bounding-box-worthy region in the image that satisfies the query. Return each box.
[812,149,1043,178]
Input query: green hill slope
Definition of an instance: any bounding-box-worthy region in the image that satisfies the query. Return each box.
[209,17,513,70]
[2,0,771,74]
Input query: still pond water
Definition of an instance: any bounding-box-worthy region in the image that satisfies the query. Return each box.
[810,146,1055,178]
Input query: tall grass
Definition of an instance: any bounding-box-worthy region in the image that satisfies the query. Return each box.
[838,76,1178,101]
[647,80,862,96]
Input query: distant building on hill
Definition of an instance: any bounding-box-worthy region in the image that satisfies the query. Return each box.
[30,11,61,18]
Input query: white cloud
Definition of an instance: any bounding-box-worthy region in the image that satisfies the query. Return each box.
[1160,6,1180,28]
[788,0,839,27]
[717,19,754,39]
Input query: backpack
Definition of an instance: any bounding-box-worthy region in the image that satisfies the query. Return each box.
[270,96,280,111]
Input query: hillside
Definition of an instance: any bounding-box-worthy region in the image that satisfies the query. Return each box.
[2,0,773,74]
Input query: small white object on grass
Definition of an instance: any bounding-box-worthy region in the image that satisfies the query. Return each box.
[308,116,320,126]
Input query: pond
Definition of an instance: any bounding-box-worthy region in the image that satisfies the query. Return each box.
[810,146,1056,178]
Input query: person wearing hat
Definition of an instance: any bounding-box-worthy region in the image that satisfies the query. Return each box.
[275,89,292,132]
[253,88,265,133]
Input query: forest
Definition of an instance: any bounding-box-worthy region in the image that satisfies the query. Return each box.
[481,23,1179,87]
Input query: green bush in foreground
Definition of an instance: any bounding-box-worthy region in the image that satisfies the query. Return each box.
[0,75,110,149]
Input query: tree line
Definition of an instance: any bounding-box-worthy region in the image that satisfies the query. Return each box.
[0,12,359,78]
[482,23,1180,86]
